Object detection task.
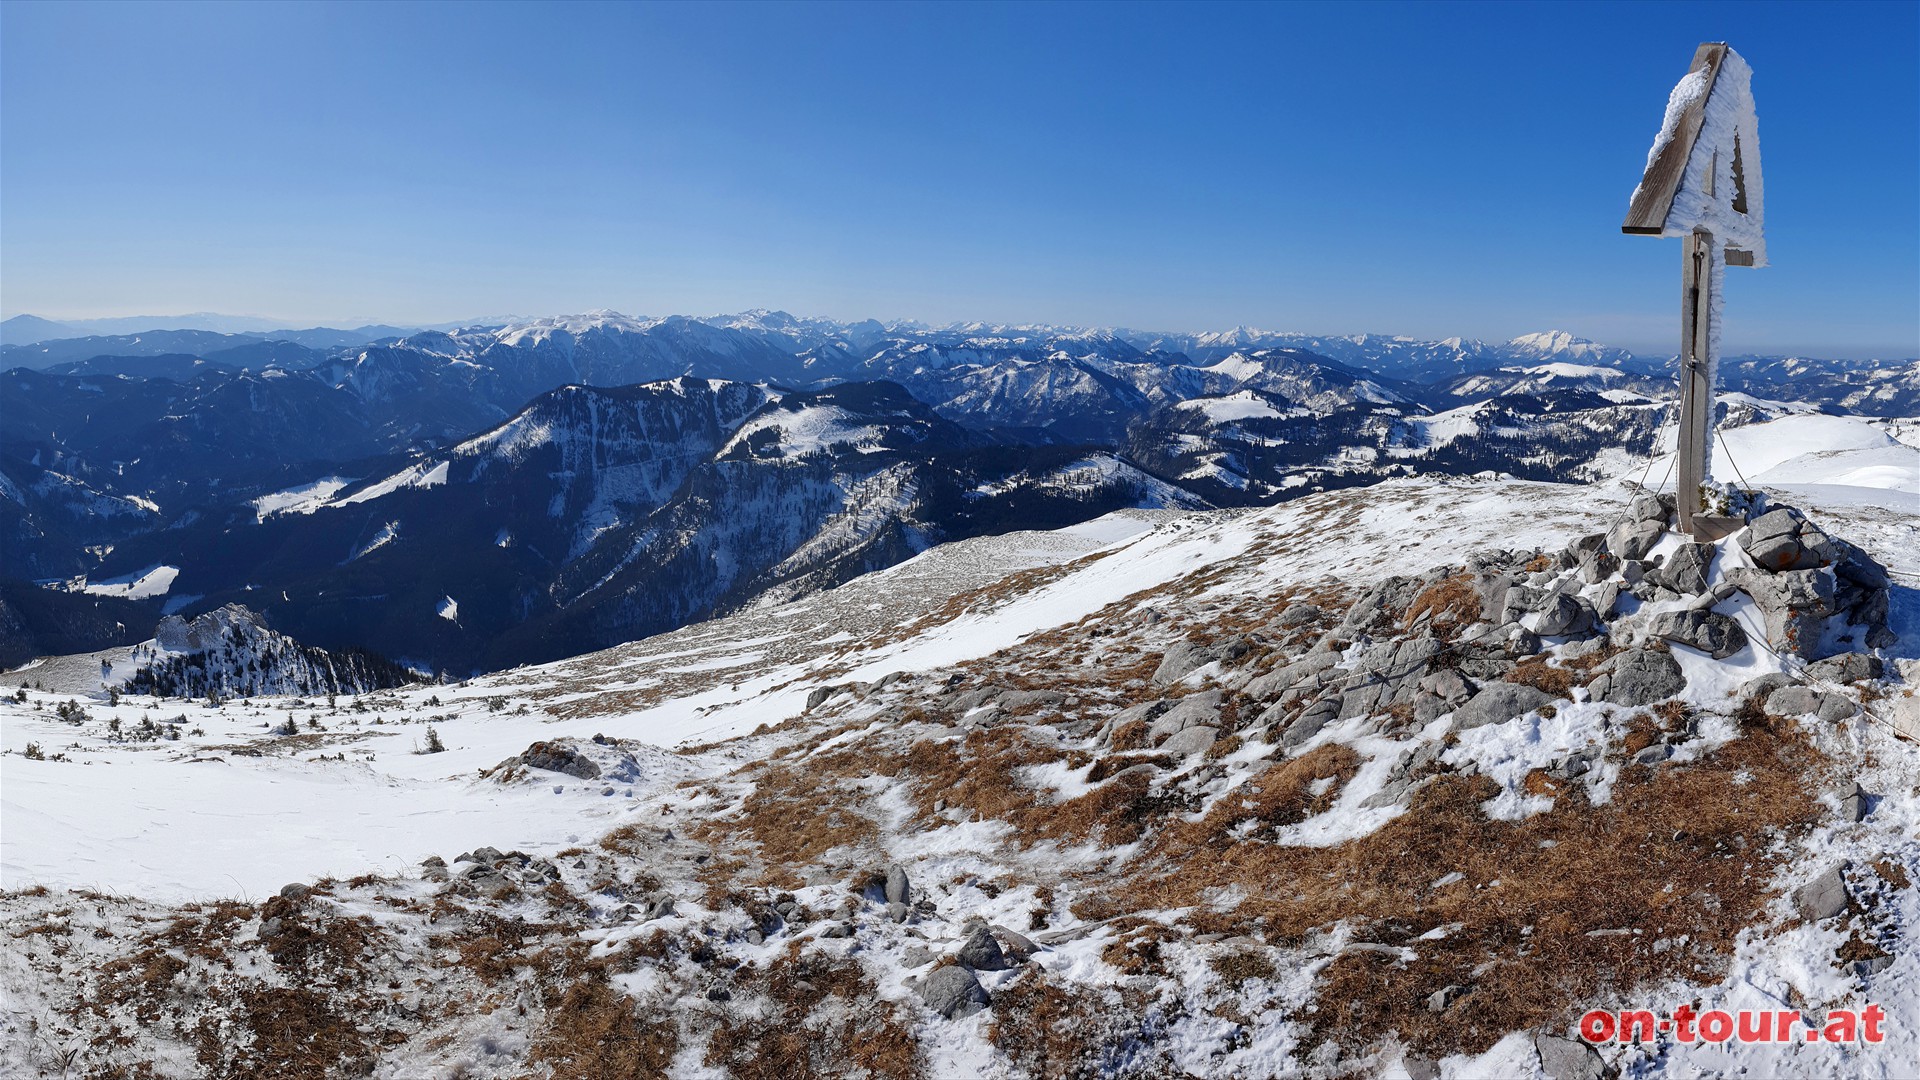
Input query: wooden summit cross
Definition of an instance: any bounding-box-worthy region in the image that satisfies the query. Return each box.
[1624,42,1767,539]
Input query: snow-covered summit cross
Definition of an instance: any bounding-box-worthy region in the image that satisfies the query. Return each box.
[1623,42,1767,538]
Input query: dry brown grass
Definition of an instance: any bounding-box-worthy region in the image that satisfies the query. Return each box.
[1404,574,1481,640]
[704,943,923,1079]
[1173,744,1362,845]
[1209,947,1278,987]
[691,758,882,888]
[989,970,1178,1080]
[1873,859,1912,891]
[1117,720,1830,1058]
[197,986,375,1080]
[529,977,679,1079]
[1506,643,1621,697]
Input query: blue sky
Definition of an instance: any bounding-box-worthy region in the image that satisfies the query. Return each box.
[2,0,1915,355]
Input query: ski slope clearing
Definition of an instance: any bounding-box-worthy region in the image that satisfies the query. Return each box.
[77,564,179,600]
[251,476,355,519]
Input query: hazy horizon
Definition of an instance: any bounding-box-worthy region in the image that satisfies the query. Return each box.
[4,304,1915,362]
[3,2,1915,359]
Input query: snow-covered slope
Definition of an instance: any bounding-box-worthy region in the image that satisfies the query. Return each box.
[1639,411,1920,503]
[6,471,1915,1079]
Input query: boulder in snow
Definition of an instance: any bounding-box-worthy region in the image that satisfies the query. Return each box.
[1450,682,1556,732]
[1160,725,1220,757]
[1607,518,1664,562]
[917,964,989,1019]
[955,925,1009,971]
[1147,689,1224,739]
[1152,639,1243,686]
[499,740,601,780]
[1792,864,1850,922]
[1764,685,1857,724]
[1644,608,1747,659]
[1742,507,1839,573]
[1591,648,1684,707]
[1534,1030,1616,1080]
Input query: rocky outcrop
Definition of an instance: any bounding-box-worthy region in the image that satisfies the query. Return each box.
[1589,648,1686,707]
[1728,506,1895,656]
[128,604,414,698]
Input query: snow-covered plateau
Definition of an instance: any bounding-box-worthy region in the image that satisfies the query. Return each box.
[3,416,1918,1079]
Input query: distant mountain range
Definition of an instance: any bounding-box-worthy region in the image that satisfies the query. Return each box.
[4,308,1914,674]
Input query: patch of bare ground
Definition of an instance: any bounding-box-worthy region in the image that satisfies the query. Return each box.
[1505,642,1623,697]
[1175,743,1362,843]
[1117,719,1831,1059]
[525,941,680,1079]
[1403,572,1481,640]
[705,942,923,1079]
[691,756,884,889]
[989,970,1188,1080]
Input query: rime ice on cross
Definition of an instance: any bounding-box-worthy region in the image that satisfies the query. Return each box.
[1623,43,1767,538]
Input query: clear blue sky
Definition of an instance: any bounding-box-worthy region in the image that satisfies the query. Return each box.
[2,0,1915,355]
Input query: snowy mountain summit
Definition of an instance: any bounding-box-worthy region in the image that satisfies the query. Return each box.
[4,472,1915,1079]
[1505,329,1638,367]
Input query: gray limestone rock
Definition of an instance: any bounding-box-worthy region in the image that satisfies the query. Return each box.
[1727,566,1837,658]
[1281,698,1341,748]
[1152,641,1218,686]
[918,964,990,1019]
[1805,653,1883,685]
[1627,493,1668,524]
[1650,542,1714,595]
[1336,683,1386,721]
[1148,690,1225,739]
[1792,864,1850,922]
[1840,783,1872,823]
[1526,592,1598,639]
[1160,725,1220,757]
[1607,518,1665,562]
[1632,742,1672,766]
[1743,507,1839,573]
[886,864,910,905]
[1099,699,1171,745]
[1765,686,1857,724]
[1644,608,1747,659]
[1739,672,1794,701]
[992,925,1038,962]
[505,740,601,780]
[1411,692,1451,724]
[1275,603,1326,628]
[947,685,1006,712]
[1404,1057,1441,1080]
[1152,636,1252,686]
[1535,1030,1616,1080]
[1596,649,1685,707]
[1450,682,1556,732]
[956,926,1009,971]
[998,689,1067,712]
[1418,668,1475,704]
[1343,575,1424,630]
